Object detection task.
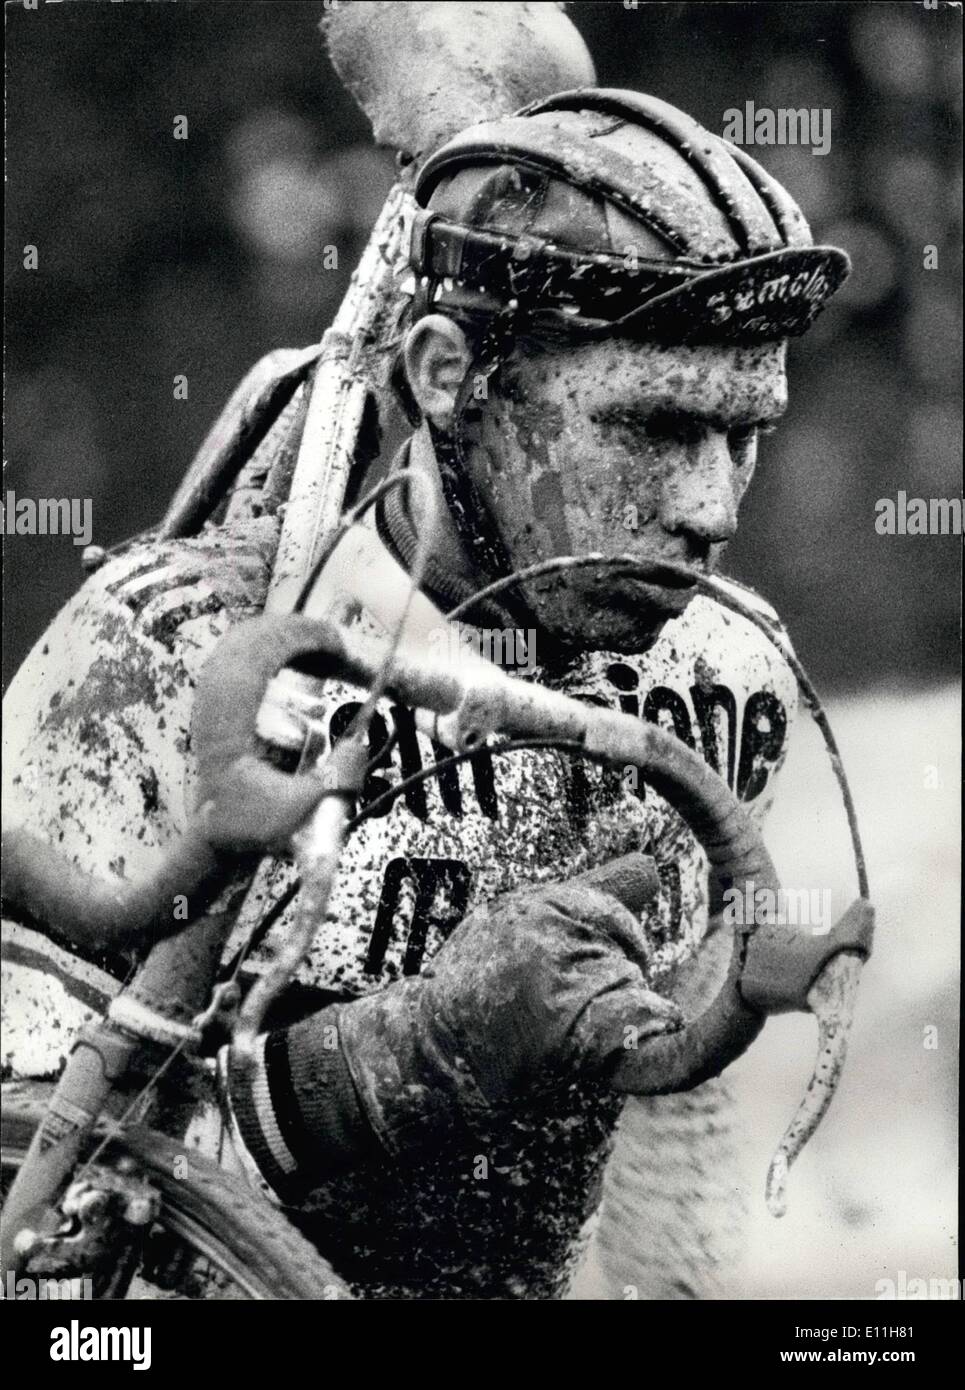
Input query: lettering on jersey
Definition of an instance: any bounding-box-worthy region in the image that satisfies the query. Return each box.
[604,664,785,801]
[735,690,786,800]
[365,858,472,977]
[691,683,738,790]
[329,701,498,822]
[606,661,641,716]
[331,661,786,982]
[642,687,698,749]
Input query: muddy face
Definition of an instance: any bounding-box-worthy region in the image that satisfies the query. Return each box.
[462,337,788,652]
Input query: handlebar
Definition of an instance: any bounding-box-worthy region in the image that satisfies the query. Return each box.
[1,610,873,1217]
[251,616,872,1215]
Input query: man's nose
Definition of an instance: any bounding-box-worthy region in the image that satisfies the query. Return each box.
[658,432,739,545]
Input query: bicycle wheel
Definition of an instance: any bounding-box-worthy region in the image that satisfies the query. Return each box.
[1,1081,352,1301]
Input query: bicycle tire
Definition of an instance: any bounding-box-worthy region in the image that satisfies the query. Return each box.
[1,1081,353,1301]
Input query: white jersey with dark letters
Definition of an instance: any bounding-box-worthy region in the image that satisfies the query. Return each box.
[2,512,798,1298]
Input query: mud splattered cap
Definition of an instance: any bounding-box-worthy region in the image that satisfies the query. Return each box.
[410,88,850,345]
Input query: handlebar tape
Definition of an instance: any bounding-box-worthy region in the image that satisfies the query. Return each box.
[1,819,224,954]
[739,896,875,1016]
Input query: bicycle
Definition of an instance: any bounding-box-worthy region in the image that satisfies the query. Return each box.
[0,480,874,1300]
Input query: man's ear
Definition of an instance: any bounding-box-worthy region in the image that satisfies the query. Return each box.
[403,315,473,428]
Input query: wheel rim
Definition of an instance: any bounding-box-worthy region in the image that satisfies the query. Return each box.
[1,1140,272,1300]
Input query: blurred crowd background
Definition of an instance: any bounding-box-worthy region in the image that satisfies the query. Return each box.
[4,0,961,690]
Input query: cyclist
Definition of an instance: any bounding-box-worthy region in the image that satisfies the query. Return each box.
[3,90,853,1299]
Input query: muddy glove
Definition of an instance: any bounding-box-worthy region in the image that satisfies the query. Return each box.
[221,853,685,1197]
[320,853,682,1156]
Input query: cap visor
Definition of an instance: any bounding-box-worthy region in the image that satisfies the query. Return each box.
[615,246,851,344]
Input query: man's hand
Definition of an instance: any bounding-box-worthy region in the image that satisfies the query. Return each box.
[334,852,684,1154]
[420,853,681,1101]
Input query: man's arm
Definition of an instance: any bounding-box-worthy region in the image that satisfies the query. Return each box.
[2,526,276,951]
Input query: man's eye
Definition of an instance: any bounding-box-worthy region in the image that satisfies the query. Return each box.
[641,412,701,445]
